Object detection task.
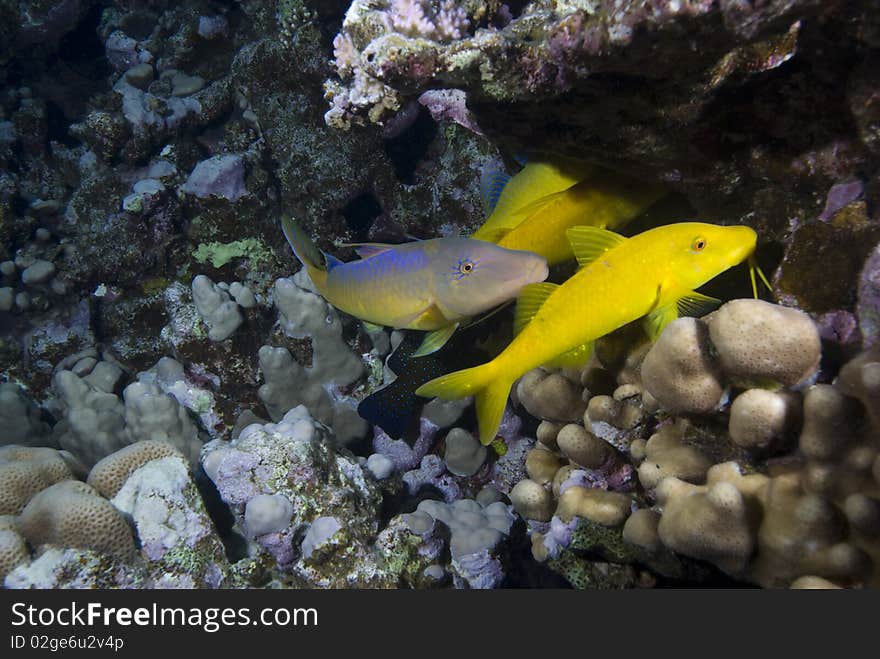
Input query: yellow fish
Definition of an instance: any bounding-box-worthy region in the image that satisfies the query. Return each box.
[481,170,666,266]
[474,157,596,241]
[416,222,758,444]
[280,216,549,332]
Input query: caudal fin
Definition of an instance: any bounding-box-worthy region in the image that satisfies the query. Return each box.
[415,362,512,445]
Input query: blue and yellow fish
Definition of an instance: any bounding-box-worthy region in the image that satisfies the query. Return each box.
[280,216,549,333]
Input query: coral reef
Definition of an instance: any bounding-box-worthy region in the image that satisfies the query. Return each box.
[0,0,877,592]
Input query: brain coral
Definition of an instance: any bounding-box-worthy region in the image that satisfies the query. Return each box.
[18,480,136,560]
[0,446,74,515]
[88,439,185,499]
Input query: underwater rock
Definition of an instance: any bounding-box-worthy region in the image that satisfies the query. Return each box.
[112,455,229,588]
[202,406,388,587]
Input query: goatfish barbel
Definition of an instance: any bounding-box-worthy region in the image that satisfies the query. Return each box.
[416,222,759,444]
[280,216,549,332]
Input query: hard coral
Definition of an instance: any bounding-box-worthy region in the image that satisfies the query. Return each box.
[19,480,136,560]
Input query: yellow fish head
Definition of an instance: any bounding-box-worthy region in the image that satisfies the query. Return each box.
[665,222,757,290]
[433,239,549,317]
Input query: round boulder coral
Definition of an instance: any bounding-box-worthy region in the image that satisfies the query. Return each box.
[642,317,725,414]
[556,423,613,469]
[443,428,487,477]
[18,480,135,560]
[555,486,631,527]
[657,479,756,574]
[0,446,74,515]
[728,389,801,451]
[706,299,820,387]
[516,369,586,422]
[0,529,29,580]
[510,479,553,522]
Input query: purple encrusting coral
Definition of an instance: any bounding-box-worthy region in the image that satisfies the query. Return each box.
[373,414,439,472]
[180,154,248,202]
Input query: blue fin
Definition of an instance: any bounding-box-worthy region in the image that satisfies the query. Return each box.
[480,166,511,215]
[412,323,459,358]
[566,226,628,268]
[325,253,343,270]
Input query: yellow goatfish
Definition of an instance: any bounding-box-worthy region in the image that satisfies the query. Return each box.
[482,170,667,266]
[280,216,549,332]
[416,222,758,444]
[475,157,596,241]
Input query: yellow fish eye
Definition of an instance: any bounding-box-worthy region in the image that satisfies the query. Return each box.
[691,237,707,252]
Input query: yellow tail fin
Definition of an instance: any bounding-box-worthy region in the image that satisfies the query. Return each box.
[415,362,512,445]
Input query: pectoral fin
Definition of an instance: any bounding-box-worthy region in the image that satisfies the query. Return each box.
[644,290,722,340]
[676,291,722,318]
[412,323,459,358]
[514,283,558,335]
[566,226,628,268]
[384,302,448,330]
[643,302,678,341]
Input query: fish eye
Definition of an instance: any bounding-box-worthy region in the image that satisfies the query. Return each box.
[457,259,475,277]
[691,237,707,252]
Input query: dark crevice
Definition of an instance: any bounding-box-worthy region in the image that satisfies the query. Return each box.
[383,107,438,185]
[56,2,112,81]
[342,192,383,240]
[45,100,80,147]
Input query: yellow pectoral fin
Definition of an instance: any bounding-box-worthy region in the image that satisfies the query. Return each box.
[388,303,450,330]
[412,323,460,358]
[644,290,722,340]
[676,291,722,318]
[514,282,558,335]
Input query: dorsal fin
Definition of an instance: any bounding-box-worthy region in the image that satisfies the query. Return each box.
[514,283,558,335]
[338,242,395,259]
[503,189,565,223]
[566,226,627,268]
[480,166,511,215]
